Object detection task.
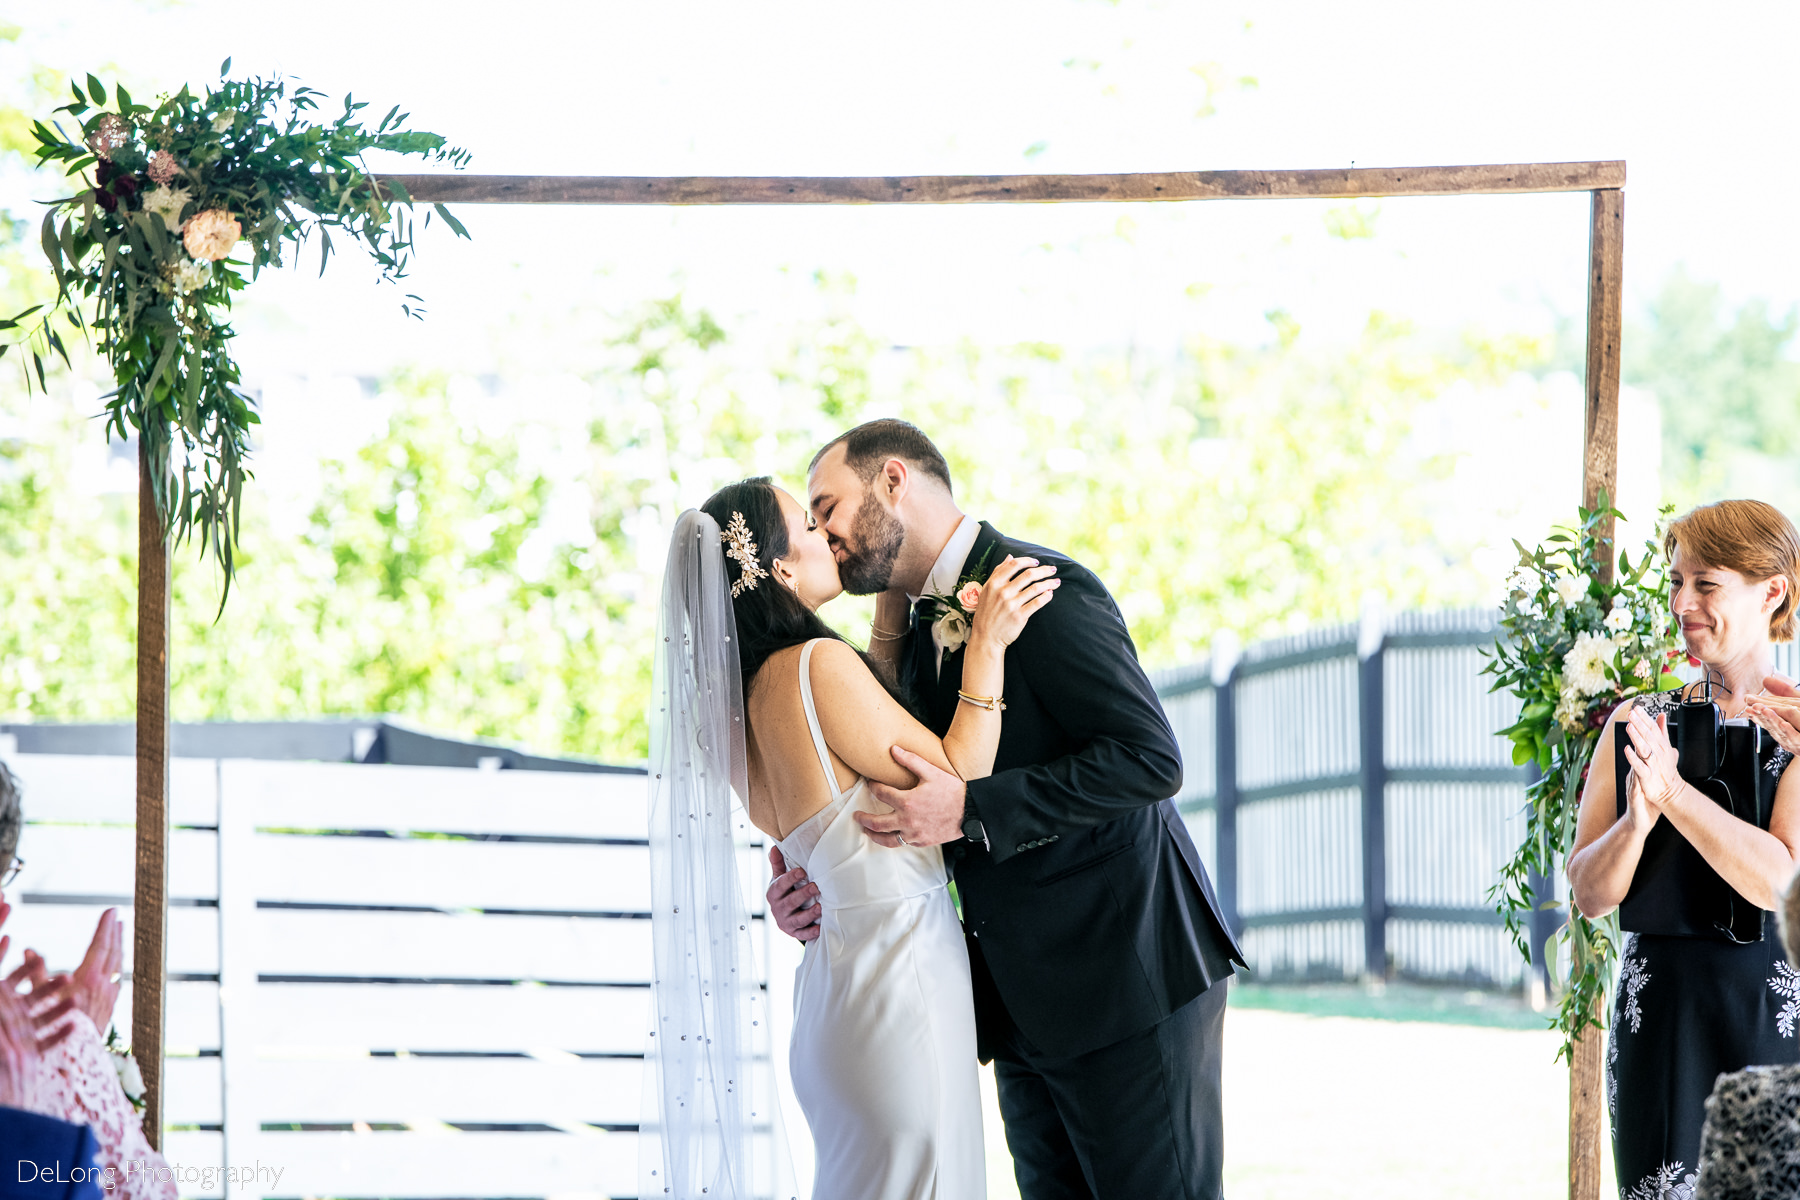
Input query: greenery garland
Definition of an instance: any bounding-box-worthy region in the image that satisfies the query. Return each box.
[1483,499,1684,1055]
[9,61,469,607]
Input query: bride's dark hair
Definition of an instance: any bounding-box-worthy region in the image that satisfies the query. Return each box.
[700,477,911,709]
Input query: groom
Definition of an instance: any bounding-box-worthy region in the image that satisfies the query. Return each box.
[768,418,1246,1200]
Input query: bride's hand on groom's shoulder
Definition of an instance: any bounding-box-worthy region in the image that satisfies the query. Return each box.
[968,556,1061,651]
[767,846,822,943]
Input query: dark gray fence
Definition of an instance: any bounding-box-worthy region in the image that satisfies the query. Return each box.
[1153,607,1549,986]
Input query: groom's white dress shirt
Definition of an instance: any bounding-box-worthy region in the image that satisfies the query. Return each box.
[908,514,981,678]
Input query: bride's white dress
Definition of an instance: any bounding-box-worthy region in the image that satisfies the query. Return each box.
[775,640,986,1200]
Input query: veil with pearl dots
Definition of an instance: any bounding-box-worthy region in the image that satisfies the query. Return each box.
[641,508,795,1200]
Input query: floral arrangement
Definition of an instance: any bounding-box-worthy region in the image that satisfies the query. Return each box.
[1483,499,1684,1054]
[103,1024,145,1112]
[917,549,995,653]
[10,62,469,605]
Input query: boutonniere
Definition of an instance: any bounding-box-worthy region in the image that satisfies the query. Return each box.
[919,548,994,655]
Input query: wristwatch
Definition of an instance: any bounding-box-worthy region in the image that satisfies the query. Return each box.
[961,794,989,850]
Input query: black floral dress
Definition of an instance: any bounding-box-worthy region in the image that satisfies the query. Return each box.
[1608,695,1800,1199]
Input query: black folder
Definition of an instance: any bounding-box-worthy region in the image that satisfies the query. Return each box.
[1613,704,1777,943]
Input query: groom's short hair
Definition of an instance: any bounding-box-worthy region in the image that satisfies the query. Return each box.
[810,419,953,494]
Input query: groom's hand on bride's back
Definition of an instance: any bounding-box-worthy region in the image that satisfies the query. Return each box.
[767,847,822,942]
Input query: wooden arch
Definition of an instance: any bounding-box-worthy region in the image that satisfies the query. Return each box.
[130,160,1624,1197]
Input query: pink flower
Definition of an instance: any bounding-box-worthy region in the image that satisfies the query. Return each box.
[956,581,983,612]
[146,150,181,186]
[182,208,241,261]
[84,114,130,162]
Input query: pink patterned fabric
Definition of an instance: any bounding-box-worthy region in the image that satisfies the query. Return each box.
[32,1011,175,1200]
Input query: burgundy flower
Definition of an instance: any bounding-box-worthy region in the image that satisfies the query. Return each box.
[93,187,118,213]
[110,176,138,198]
[96,160,116,185]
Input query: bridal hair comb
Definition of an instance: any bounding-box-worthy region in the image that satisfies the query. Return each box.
[720,511,768,597]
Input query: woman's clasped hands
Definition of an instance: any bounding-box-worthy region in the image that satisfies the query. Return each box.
[1621,707,1687,832]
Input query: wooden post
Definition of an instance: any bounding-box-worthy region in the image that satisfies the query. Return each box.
[1570,186,1624,1200]
[1583,188,1625,561]
[133,440,171,1151]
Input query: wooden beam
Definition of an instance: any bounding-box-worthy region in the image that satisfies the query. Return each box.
[133,442,170,1151]
[380,161,1624,206]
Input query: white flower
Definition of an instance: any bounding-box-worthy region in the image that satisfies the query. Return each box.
[932,609,970,654]
[171,256,212,294]
[1605,603,1635,633]
[212,112,234,133]
[1555,689,1588,732]
[1633,659,1654,681]
[141,185,191,234]
[113,1051,144,1104]
[1554,572,1592,607]
[1562,632,1615,697]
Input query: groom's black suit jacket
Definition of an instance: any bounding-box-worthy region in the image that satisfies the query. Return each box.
[903,522,1245,1061]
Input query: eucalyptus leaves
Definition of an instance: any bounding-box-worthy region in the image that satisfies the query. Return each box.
[12,61,470,606]
[1483,500,1684,1054]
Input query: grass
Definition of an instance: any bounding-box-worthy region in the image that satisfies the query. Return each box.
[1227,978,1556,1031]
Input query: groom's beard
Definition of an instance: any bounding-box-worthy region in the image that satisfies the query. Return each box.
[837,495,906,595]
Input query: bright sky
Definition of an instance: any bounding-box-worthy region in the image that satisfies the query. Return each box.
[11,0,1798,369]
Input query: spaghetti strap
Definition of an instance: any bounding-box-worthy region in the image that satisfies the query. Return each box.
[797,640,843,797]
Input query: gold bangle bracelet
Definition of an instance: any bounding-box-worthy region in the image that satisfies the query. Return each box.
[957,690,1006,712]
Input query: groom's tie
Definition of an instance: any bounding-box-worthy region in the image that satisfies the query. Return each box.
[910,597,938,685]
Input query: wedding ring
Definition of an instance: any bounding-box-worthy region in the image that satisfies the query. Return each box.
[896,833,907,846]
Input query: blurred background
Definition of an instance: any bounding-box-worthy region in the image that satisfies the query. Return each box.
[2,3,1797,1196]
[7,0,1796,762]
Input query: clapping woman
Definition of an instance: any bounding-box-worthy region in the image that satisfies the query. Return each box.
[2,761,174,1200]
[1567,500,1800,1199]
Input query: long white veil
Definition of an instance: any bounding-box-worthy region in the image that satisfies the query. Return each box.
[641,508,795,1200]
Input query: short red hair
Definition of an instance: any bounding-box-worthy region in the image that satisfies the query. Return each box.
[1663,499,1800,641]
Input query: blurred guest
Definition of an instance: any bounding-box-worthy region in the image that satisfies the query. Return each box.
[1695,868,1800,1197]
[1567,500,1800,1199]
[1,963,100,1200]
[1,761,173,1200]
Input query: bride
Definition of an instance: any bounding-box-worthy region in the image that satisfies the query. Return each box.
[642,476,1058,1200]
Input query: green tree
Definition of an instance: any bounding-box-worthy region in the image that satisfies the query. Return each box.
[3,285,1549,762]
[1624,267,1800,511]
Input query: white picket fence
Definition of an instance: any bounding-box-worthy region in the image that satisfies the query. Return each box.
[4,753,751,1200]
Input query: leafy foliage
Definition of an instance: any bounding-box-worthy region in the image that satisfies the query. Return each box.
[2,294,1533,761]
[1482,500,1683,1055]
[12,64,468,607]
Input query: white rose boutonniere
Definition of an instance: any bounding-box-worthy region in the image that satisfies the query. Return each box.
[933,608,970,654]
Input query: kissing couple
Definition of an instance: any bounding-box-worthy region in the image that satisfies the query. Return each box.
[643,419,1245,1200]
